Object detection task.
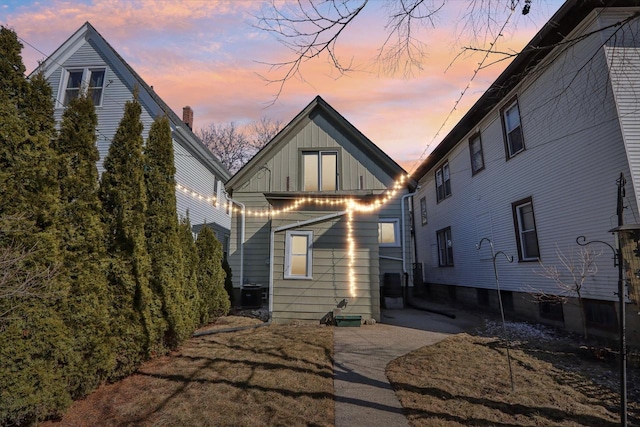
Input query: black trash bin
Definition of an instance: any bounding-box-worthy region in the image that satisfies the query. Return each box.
[241,284,263,308]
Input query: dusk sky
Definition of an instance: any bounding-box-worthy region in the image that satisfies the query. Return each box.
[2,0,564,172]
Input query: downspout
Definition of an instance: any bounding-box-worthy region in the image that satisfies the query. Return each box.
[401,191,417,281]
[227,197,245,288]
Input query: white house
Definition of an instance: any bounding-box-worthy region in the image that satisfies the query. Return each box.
[33,22,232,242]
[411,0,640,339]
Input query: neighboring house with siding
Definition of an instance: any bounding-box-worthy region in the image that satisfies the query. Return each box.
[411,1,640,339]
[226,96,414,323]
[33,22,231,240]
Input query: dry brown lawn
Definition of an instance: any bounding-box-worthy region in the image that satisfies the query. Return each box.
[387,331,639,426]
[43,317,334,427]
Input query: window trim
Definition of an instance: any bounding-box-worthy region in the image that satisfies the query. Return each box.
[501,96,525,159]
[300,150,339,192]
[284,230,313,280]
[58,67,107,108]
[512,196,540,262]
[378,218,400,247]
[436,226,454,267]
[435,161,451,203]
[468,132,485,175]
[420,196,427,226]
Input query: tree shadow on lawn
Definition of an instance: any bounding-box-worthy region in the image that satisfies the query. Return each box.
[195,332,333,373]
[393,382,619,426]
[479,338,640,424]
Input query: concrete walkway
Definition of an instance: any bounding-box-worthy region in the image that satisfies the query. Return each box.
[333,305,481,427]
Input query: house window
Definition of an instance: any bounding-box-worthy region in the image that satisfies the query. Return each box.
[285,230,313,279]
[512,197,540,261]
[302,151,337,191]
[500,290,514,312]
[378,219,400,247]
[539,298,564,322]
[584,299,617,330]
[436,227,453,266]
[448,285,457,302]
[469,133,485,174]
[477,288,489,306]
[62,68,106,107]
[420,197,427,225]
[501,98,524,158]
[435,162,451,202]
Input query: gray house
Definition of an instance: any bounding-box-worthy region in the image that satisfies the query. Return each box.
[226,96,415,323]
[34,22,231,241]
[411,0,640,339]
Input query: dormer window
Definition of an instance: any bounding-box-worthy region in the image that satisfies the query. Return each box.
[302,151,337,191]
[61,68,106,107]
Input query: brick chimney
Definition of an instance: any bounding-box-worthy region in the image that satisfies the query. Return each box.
[182,106,194,130]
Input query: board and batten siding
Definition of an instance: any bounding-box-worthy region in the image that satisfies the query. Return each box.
[238,116,394,193]
[271,212,380,323]
[48,37,230,233]
[413,9,639,302]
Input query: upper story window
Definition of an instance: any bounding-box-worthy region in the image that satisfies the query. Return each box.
[62,68,106,107]
[420,197,427,226]
[437,226,453,266]
[435,161,451,202]
[302,151,337,191]
[512,197,540,261]
[501,97,524,159]
[469,133,485,174]
[378,218,400,247]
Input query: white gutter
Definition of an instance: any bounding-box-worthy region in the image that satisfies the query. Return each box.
[401,191,417,282]
[226,197,245,287]
[269,211,348,314]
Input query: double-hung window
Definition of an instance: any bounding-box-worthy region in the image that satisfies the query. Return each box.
[378,219,400,247]
[435,162,451,202]
[285,230,313,279]
[512,197,540,261]
[501,98,524,158]
[302,151,338,191]
[62,68,106,107]
[436,227,453,266]
[420,197,427,226]
[469,133,485,174]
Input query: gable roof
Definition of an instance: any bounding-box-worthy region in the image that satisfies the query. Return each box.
[33,21,230,181]
[226,95,410,191]
[413,0,640,180]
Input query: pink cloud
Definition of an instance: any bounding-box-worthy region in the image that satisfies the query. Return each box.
[5,0,564,171]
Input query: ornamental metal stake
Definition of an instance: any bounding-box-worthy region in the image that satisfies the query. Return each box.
[576,172,628,426]
[476,237,515,391]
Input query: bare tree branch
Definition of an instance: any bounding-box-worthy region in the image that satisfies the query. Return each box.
[197,117,283,174]
[0,215,59,319]
[530,244,601,339]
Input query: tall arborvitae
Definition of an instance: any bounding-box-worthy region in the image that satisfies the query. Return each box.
[100,94,162,377]
[0,27,71,425]
[144,116,195,347]
[178,214,202,326]
[56,94,115,398]
[195,226,230,323]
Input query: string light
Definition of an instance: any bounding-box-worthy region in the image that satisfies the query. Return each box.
[175,171,414,302]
